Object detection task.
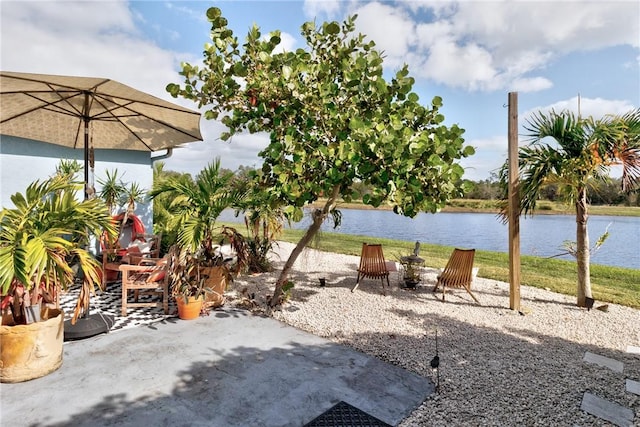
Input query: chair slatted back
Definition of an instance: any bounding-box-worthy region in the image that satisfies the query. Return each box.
[439,249,475,288]
[358,243,389,278]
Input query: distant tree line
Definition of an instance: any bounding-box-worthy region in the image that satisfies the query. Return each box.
[460,174,639,206]
[217,165,640,207]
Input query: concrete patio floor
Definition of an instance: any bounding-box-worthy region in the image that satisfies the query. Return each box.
[1,307,434,426]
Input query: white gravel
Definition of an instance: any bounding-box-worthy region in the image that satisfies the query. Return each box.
[227,241,640,426]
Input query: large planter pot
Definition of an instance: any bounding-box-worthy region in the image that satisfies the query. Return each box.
[0,307,64,383]
[176,296,204,320]
[200,266,227,309]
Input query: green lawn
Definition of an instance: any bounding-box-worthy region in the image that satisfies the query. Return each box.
[222,220,639,309]
[276,228,640,309]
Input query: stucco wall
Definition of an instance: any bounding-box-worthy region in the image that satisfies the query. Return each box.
[0,135,155,233]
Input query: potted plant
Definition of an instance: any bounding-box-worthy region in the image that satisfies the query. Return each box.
[402,261,422,289]
[167,246,207,320]
[149,159,249,309]
[0,173,115,382]
[399,242,425,289]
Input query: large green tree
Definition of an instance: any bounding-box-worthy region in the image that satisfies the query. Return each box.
[168,8,474,305]
[500,109,640,307]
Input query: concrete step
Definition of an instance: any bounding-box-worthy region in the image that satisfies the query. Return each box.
[580,392,634,427]
[626,379,640,396]
[583,351,624,373]
[627,345,640,355]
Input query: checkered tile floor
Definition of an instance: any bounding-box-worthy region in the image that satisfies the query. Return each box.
[59,281,176,333]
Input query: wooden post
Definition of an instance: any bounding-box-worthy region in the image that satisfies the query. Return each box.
[508,92,521,311]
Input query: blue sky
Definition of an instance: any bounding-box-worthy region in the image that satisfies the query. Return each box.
[1,0,638,181]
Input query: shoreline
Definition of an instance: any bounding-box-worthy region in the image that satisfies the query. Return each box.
[307,199,640,217]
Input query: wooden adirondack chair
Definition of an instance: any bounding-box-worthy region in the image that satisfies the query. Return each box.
[433,248,480,303]
[351,243,391,295]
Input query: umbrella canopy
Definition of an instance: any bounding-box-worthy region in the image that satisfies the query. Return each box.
[0,71,203,195]
[0,71,202,150]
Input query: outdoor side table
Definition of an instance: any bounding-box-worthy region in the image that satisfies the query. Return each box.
[399,255,425,289]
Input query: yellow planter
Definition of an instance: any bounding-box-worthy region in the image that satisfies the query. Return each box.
[200,266,227,308]
[1,308,64,383]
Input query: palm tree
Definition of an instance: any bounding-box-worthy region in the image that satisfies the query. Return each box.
[120,182,145,224]
[148,159,248,268]
[97,169,125,215]
[150,162,186,251]
[0,174,116,324]
[500,109,640,306]
[243,188,288,273]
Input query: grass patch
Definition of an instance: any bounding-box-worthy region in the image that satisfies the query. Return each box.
[222,220,639,308]
[277,228,640,309]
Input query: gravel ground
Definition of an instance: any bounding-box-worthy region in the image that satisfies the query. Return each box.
[227,242,640,426]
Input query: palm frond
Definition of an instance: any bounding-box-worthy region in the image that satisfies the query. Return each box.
[1,172,113,323]
[524,110,587,157]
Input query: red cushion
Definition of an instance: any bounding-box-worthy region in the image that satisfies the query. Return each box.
[146,270,166,283]
[146,258,168,283]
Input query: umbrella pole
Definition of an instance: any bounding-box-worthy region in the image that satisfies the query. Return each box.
[65,95,115,341]
[84,121,89,200]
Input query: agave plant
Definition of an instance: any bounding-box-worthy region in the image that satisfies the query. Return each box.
[0,174,116,324]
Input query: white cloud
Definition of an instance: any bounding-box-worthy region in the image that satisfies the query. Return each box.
[353,2,416,59]
[303,0,344,19]
[510,76,553,93]
[522,96,637,121]
[2,0,137,36]
[165,2,208,24]
[459,135,509,181]
[272,32,298,53]
[470,135,509,152]
[0,1,193,107]
[164,128,269,174]
[422,40,498,90]
[325,1,639,93]
[415,20,454,49]
[450,2,639,60]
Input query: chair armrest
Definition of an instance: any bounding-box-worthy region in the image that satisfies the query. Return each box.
[119,263,163,273]
[136,257,164,266]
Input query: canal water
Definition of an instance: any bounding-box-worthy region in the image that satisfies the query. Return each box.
[221,209,639,269]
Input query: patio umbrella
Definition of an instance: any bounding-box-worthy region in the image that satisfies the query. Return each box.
[0,70,203,197]
[0,71,203,339]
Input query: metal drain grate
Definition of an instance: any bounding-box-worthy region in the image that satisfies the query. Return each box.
[304,401,392,427]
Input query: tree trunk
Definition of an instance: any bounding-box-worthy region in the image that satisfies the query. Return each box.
[269,186,341,307]
[575,188,592,307]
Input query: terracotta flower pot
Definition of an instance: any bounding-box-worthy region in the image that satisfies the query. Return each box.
[1,308,64,383]
[176,295,204,320]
